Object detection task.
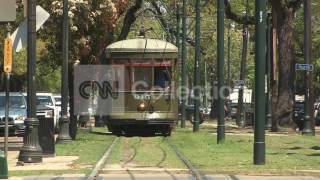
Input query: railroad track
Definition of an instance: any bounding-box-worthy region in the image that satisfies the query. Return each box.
[164,137,207,180]
[87,136,206,180]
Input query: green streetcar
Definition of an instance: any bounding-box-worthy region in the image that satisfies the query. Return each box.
[105,38,179,136]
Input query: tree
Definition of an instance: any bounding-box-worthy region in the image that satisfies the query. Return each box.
[225,0,303,131]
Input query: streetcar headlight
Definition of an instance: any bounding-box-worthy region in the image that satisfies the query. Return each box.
[137,101,147,112]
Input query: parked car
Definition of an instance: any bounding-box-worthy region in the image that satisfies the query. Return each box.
[228,102,254,125]
[315,103,320,126]
[293,101,305,130]
[23,93,59,132]
[0,92,27,135]
[185,104,205,124]
[53,94,62,119]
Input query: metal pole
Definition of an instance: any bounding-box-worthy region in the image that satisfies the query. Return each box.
[57,0,72,143]
[237,0,249,128]
[302,0,314,136]
[227,24,231,90]
[265,12,272,129]
[193,0,201,132]
[4,73,10,158]
[18,0,43,163]
[217,0,225,143]
[181,0,187,128]
[254,0,267,165]
[204,61,207,107]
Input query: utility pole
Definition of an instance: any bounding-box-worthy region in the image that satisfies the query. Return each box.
[254,0,267,165]
[237,0,249,128]
[18,0,43,163]
[56,0,72,143]
[217,0,225,143]
[193,0,201,132]
[181,0,187,128]
[265,11,272,129]
[302,0,314,136]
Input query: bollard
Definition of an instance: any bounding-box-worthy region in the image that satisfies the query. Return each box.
[0,151,8,179]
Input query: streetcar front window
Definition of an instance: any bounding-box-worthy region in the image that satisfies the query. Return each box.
[154,67,171,89]
[133,67,153,91]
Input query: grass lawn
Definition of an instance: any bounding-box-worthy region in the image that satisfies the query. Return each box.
[10,128,115,177]
[169,128,320,175]
[108,136,185,168]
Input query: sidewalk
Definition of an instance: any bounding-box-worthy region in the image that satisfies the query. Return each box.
[1,136,79,171]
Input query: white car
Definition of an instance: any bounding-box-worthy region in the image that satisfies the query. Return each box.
[53,95,62,119]
[36,93,60,130]
[53,94,70,118]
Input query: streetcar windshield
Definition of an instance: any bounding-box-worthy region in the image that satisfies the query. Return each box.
[112,60,173,92]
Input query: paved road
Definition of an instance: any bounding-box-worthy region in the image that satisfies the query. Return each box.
[8,174,320,180]
[0,136,23,151]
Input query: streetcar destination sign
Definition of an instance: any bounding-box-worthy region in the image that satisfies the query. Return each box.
[295,64,314,71]
[0,0,16,22]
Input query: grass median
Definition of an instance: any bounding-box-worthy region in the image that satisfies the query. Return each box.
[168,128,320,175]
[10,128,115,177]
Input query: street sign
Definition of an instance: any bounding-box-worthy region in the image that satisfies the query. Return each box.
[0,0,16,22]
[10,6,50,52]
[295,63,314,71]
[234,80,246,86]
[4,37,13,73]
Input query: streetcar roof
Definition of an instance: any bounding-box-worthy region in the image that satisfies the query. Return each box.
[106,39,178,58]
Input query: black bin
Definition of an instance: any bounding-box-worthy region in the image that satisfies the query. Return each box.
[38,114,55,157]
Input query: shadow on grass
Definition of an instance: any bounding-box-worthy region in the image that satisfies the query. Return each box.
[306,153,320,157]
[311,146,320,150]
[287,146,303,150]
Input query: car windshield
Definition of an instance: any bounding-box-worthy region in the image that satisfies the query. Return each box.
[0,95,26,109]
[37,96,53,106]
[54,97,61,102]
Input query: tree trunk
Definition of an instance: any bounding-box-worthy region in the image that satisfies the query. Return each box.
[271,8,296,130]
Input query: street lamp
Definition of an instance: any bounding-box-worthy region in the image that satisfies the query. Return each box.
[56,0,72,144]
[18,0,43,163]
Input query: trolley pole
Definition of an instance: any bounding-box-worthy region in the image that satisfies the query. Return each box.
[254,0,267,165]
[302,0,314,136]
[18,0,43,163]
[193,0,201,132]
[57,0,72,143]
[217,0,225,143]
[181,0,187,128]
